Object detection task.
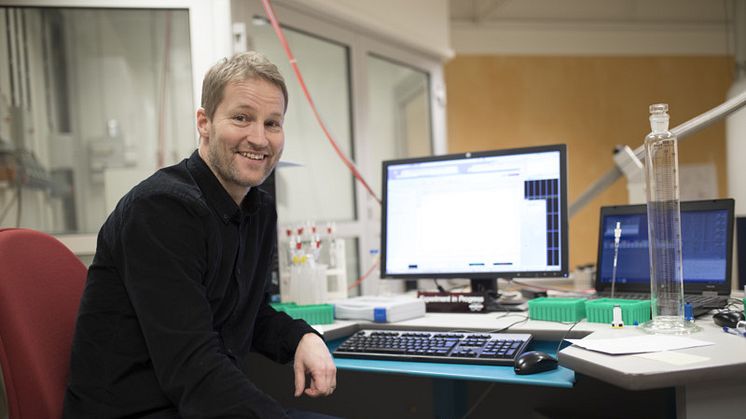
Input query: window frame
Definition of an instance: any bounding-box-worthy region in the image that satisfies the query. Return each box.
[237,1,446,294]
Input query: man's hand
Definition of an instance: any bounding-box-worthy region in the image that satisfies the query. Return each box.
[293,333,337,397]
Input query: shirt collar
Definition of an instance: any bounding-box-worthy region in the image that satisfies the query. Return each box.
[186,150,263,224]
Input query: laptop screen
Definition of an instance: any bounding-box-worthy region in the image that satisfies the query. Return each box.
[596,199,734,293]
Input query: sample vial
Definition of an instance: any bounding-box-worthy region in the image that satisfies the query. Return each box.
[641,104,699,334]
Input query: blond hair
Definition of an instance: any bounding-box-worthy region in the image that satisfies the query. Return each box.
[201,51,288,119]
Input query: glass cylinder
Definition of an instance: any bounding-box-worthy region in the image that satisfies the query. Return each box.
[641,103,699,334]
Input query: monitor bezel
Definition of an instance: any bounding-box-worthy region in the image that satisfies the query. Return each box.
[380,143,570,280]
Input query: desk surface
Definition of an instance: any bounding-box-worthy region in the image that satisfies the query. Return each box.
[313,311,746,391]
[326,335,575,388]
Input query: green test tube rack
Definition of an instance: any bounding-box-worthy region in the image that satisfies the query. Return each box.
[527,297,587,322]
[585,298,651,325]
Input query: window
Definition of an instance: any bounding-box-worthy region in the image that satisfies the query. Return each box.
[0,7,194,237]
[237,1,445,294]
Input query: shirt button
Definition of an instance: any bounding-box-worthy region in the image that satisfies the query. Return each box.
[237,268,242,275]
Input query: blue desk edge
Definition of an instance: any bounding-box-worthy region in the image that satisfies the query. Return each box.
[327,338,575,389]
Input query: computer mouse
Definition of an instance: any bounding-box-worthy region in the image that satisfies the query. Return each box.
[713,310,745,328]
[513,351,559,375]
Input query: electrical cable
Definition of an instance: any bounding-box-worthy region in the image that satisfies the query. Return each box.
[555,320,581,355]
[260,0,381,204]
[15,181,21,227]
[610,221,622,298]
[509,279,576,293]
[459,313,528,418]
[0,185,19,225]
[491,315,529,333]
[347,255,380,291]
[458,383,495,419]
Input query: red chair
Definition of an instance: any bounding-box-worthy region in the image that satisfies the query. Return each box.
[0,228,87,418]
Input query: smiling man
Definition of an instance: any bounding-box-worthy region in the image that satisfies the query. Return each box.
[64,52,338,419]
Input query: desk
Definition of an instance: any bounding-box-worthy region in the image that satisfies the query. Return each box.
[308,312,746,419]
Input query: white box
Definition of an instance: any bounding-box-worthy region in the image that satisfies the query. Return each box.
[333,296,426,323]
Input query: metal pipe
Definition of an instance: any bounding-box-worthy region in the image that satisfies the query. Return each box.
[569,88,746,218]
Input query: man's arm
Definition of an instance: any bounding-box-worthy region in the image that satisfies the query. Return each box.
[117,193,287,418]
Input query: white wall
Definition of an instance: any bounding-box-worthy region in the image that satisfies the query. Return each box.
[278,0,452,60]
[452,22,730,56]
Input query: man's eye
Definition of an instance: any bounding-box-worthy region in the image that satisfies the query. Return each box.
[266,120,282,129]
[233,114,248,122]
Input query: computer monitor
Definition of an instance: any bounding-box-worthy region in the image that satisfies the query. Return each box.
[380,144,569,304]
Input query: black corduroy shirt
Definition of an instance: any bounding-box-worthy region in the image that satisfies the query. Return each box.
[64,150,317,419]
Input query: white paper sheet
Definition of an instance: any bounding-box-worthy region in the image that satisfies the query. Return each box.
[565,335,713,355]
[635,351,710,366]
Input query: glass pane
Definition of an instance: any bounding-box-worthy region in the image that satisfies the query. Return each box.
[0,8,193,233]
[247,20,355,224]
[365,54,432,196]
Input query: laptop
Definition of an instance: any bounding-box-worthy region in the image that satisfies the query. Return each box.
[595,199,735,317]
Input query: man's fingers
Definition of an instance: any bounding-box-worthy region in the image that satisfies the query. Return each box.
[293,366,305,397]
[329,368,337,392]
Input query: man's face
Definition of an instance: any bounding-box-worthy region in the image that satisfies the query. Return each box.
[197,78,285,202]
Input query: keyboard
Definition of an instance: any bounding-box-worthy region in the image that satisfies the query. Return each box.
[333,329,532,366]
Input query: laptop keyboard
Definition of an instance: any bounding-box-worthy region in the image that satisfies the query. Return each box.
[597,293,727,309]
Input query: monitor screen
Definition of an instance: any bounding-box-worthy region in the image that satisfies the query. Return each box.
[380,144,569,281]
[597,208,731,286]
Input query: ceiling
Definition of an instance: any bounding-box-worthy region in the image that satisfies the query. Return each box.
[449,0,730,26]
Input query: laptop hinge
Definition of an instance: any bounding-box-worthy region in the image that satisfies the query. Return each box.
[701,291,718,297]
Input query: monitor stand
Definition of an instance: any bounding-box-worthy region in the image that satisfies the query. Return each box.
[470,278,526,312]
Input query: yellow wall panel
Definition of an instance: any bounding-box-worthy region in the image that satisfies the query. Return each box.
[445,55,733,270]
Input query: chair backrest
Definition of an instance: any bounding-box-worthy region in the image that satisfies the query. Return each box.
[0,228,87,419]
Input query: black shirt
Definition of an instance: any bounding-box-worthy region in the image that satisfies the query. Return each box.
[64,151,317,418]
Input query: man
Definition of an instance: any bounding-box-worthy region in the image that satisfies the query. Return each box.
[64,52,337,418]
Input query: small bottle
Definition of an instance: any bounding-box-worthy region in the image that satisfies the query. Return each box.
[612,304,624,329]
[642,104,698,334]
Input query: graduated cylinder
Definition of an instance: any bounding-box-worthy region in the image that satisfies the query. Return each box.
[642,103,698,334]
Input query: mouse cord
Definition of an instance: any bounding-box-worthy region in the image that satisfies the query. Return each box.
[491,315,529,333]
[556,320,581,355]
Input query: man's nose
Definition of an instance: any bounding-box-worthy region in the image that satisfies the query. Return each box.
[245,122,269,146]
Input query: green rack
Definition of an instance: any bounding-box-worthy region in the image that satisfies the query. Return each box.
[585,298,651,325]
[270,302,335,325]
[527,297,587,322]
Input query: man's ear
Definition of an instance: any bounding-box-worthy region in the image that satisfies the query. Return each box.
[196,107,210,140]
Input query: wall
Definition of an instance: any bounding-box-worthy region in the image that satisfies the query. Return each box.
[279,0,452,60]
[445,55,733,268]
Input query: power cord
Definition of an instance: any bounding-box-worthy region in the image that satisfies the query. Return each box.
[458,314,528,418]
[556,320,582,355]
[610,221,622,298]
[459,383,495,419]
